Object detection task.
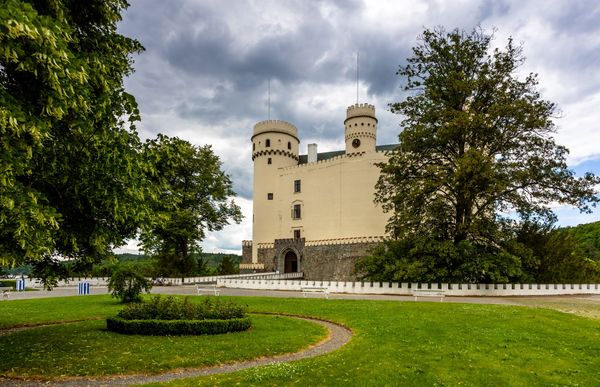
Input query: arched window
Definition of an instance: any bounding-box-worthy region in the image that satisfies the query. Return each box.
[266,139,271,147]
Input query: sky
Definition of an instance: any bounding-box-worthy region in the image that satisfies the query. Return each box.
[114,0,600,254]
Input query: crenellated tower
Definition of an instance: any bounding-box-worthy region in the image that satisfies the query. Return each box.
[344,103,377,154]
[251,120,299,261]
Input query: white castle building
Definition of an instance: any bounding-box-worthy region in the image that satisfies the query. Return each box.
[240,103,396,280]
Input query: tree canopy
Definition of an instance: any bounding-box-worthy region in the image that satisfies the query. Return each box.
[0,0,154,285]
[360,27,599,283]
[140,135,242,279]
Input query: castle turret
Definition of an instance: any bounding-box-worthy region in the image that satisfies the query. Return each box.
[251,120,299,261]
[344,103,377,154]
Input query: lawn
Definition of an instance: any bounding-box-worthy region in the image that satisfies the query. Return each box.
[1,295,599,385]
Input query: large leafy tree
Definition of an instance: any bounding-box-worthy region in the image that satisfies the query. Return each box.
[0,0,151,285]
[140,135,242,279]
[363,27,599,283]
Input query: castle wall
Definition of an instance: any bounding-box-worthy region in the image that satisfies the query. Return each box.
[302,242,377,281]
[254,238,380,281]
[275,151,389,242]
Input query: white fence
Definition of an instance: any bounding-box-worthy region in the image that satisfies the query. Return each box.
[26,272,304,288]
[216,279,600,296]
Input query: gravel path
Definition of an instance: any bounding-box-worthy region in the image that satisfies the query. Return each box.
[0,314,352,386]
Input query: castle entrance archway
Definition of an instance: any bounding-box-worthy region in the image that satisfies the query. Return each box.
[284,250,298,273]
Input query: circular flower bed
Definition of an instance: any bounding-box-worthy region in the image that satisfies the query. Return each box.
[106,296,251,335]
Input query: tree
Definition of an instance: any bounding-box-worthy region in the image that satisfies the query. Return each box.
[364,27,599,283]
[140,135,242,279]
[217,255,238,275]
[108,265,152,303]
[0,1,152,286]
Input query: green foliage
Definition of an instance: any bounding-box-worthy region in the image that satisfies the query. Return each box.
[117,296,246,320]
[357,238,525,283]
[108,266,152,303]
[217,255,239,275]
[0,0,154,283]
[0,279,16,289]
[108,295,249,335]
[106,316,252,336]
[140,135,242,278]
[515,223,600,283]
[562,221,600,260]
[368,27,599,282]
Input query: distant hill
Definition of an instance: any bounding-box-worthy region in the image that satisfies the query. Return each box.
[561,221,600,260]
[113,252,241,269]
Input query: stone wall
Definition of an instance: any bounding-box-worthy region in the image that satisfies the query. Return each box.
[241,240,253,264]
[257,246,277,272]
[254,239,378,281]
[302,242,376,281]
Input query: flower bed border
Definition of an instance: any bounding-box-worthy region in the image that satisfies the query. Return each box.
[106,316,251,335]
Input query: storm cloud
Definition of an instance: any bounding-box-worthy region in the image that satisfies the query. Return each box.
[116,0,600,253]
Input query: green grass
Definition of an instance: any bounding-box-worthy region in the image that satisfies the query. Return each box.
[1,295,600,385]
[0,314,325,378]
[153,297,600,386]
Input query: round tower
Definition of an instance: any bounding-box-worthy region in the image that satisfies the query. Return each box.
[344,103,377,154]
[251,120,299,262]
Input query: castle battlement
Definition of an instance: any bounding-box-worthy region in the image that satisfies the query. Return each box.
[346,103,376,119]
[253,120,298,137]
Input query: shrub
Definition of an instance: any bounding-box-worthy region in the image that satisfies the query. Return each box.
[117,295,246,320]
[0,280,17,289]
[106,316,251,335]
[107,295,250,335]
[108,266,152,303]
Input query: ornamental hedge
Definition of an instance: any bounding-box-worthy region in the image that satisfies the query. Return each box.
[106,316,252,335]
[106,295,251,335]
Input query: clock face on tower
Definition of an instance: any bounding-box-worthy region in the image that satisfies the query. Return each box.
[352,138,361,148]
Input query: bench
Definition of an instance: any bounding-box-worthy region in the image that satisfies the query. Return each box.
[412,289,445,302]
[196,284,220,296]
[301,286,329,299]
[0,287,11,300]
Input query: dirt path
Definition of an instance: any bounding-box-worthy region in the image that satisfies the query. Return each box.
[0,314,352,386]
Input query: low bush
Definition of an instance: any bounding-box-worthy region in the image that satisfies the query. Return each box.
[106,296,250,335]
[0,280,16,289]
[106,316,252,335]
[117,295,246,320]
[108,266,152,303]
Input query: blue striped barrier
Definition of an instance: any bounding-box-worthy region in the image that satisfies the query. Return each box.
[16,279,25,291]
[78,282,90,295]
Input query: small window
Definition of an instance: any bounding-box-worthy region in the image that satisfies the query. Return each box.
[253,143,255,150]
[266,139,271,147]
[294,179,301,193]
[361,122,364,126]
[287,141,291,150]
[268,158,272,165]
[267,193,273,200]
[292,204,301,219]
[293,229,301,239]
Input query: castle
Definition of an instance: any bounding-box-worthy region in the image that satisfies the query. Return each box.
[240,103,397,280]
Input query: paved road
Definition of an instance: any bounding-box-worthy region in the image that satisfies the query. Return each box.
[4,285,599,305]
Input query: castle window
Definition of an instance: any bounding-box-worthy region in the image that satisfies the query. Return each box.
[293,229,301,239]
[294,179,301,193]
[267,193,273,200]
[268,158,272,164]
[361,123,364,126]
[266,139,271,147]
[292,204,301,219]
[354,123,358,126]
[287,141,291,150]
[253,143,255,150]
